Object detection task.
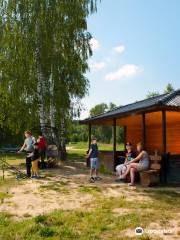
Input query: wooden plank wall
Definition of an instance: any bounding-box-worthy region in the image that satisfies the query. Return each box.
[126,126,142,147]
[125,111,180,155]
[145,112,163,154]
[166,111,180,154]
[125,112,163,154]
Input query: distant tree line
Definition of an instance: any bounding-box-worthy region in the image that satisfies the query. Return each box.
[146,83,174,98]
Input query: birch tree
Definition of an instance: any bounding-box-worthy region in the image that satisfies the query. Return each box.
[0,0,98,159]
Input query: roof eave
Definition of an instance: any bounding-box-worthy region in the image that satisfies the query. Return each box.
[79,104,180,125]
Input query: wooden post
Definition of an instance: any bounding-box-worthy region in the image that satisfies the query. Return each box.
[162,110,167,183]
[124,126,127,151]
[113,118,117,170]
[88,123,92,150]
[162,110,167,154]
[142,113,146,148]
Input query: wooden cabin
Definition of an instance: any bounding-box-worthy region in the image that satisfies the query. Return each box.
[80,90,180,184]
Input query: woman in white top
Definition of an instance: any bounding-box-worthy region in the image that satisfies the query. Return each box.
[121,142,150,186]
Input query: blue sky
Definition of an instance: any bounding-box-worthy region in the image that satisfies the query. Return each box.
[80,0,180,119]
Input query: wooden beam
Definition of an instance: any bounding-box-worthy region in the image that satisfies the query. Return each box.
[88,123,92,150]
[141,113,146,148]
[113,118,117,169]
[162,110,167,154]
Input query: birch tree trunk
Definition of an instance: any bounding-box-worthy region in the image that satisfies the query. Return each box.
[35,19,47,138]
[49,81,59,147]
[59,115,67,160]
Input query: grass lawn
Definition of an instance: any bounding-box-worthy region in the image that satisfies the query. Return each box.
[67,141,124,151]
[0,176,179,240]
[0,145,179,239]
[0,153,26,166]
[0,142,123,164]
[67,141,124,162]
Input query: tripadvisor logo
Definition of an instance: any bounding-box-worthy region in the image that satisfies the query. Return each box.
[135,227,144,235]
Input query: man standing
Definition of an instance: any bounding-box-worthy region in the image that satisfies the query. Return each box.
[18,131,35,177]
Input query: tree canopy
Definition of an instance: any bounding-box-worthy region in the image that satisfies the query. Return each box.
[0,0,99,156]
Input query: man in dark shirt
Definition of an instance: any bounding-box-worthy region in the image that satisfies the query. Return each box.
[86,138,101,182]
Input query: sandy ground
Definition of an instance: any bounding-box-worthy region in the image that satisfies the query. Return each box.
[0,161,179,239]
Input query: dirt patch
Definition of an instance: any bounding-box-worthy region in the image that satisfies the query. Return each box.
[0,178,93,220]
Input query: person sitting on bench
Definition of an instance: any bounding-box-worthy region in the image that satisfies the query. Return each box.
[115,142,136,182]
[121,142,150,186]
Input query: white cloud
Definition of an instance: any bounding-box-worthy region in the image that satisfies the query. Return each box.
[90,38,100,51]
[90,61,106,71]
[113,44,125,54]
[105,64,142,81]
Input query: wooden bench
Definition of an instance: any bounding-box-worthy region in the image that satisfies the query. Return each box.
[140,155,162,187]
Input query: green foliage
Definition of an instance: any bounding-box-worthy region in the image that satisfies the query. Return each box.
[0,0,99,148]
[146,91,160,98]
[90,103,109,117]
[90,103,124,143]
[69,121,88,142]
[90,103,113,143]
[68,102,124,144]
[39,226,55,237]
[146,83,175,98]
[164,83,174,93]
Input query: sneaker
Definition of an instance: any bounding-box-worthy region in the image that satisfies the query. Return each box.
[89,177,95,183]
[94,176,102,181]
[31,175,35,179]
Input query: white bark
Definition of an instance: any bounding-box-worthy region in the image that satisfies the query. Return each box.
[49,73,59,146]
[35,19,47,138]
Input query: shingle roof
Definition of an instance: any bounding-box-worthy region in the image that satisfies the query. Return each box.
[81,89,180,123]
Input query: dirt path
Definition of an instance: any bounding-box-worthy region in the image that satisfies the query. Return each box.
[0,161,179,239]
[0,162,147,218]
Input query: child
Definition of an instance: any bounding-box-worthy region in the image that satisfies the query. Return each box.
[86,138,101,183]
[115,142,136,182]
[28,143,40,179]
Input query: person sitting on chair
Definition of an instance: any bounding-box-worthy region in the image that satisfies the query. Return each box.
[121,142,150,186]
[115,142,136,182]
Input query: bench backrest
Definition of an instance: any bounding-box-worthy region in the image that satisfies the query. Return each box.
[149,155,162,170]
[46,145,58,157]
